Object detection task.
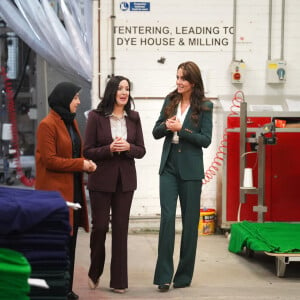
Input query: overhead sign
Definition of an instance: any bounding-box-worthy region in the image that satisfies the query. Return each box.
[114,23,238,51]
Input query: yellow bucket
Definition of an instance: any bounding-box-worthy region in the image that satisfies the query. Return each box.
[198,208,216,235]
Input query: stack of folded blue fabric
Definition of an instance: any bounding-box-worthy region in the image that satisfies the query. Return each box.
[0,186,71,300]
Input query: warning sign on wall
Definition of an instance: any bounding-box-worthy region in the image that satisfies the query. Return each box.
[120,2,151,12]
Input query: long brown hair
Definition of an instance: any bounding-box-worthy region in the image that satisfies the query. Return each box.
[164,61,206,124]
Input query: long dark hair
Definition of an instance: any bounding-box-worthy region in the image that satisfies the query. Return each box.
[165,61,206,124]
[96,75,135,116]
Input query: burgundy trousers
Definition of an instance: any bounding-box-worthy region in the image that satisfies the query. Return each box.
[88,184,133,289]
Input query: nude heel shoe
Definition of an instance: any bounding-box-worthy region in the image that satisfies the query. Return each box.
[112,288,126,294]
[88,277,99,289]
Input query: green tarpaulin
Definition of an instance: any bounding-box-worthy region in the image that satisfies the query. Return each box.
[228,221,300,254]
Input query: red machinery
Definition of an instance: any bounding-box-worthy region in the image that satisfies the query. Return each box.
[220,97,300,229]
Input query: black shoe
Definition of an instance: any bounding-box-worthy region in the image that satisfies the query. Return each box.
[67,291,79,300]
[158,284,170,292]
[173,283,190,289]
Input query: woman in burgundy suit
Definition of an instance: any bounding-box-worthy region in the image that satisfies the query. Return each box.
[84,76,146,293]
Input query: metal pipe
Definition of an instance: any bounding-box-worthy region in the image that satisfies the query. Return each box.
[239,101,247,204]
[110,0,116,76]
[268,0,272,60]
[232,0,237,61]
[280,0,285,60]
[256,135,267,222]
[98,0,101,99]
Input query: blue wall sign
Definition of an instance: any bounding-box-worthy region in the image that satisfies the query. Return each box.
[120,2,150,12]
[130,2,150,11]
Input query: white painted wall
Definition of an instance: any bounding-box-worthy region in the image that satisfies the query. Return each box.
[92,0,300,217]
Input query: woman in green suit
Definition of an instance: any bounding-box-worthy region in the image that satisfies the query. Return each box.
[153,61,213,292]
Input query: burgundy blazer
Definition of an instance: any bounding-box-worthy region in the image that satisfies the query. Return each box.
[83,110,146,192]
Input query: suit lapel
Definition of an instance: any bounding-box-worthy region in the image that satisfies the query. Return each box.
[101,115,113,141]
[125,117,133,142]
[182,106,192,128]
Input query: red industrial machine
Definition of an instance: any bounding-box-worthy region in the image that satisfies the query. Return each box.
[220,96,300,229]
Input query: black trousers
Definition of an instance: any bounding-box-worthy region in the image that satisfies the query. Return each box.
[68,209,80,292]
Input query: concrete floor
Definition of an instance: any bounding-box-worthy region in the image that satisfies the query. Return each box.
[73,228,300,300]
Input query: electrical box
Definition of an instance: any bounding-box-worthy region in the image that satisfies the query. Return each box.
[266,59,286,83]
[230,61,246,84]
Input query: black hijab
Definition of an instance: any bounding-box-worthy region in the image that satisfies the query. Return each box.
[48,82,81,124]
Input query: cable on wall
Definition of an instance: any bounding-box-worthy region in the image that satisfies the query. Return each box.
[202,90,245,184]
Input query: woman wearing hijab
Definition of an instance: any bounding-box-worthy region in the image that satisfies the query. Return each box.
[35,82,96,300]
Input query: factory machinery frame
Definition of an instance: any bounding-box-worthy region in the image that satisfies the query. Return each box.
[238,98,300,277]
[239,99,276,223]
[0,22,36,186]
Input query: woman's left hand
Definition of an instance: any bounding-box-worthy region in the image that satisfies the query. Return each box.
[166,116,182,132]
[112,137,130,152]
[83,159,97,172]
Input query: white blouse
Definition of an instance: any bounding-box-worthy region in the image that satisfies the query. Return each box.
[172,102,190,144]
[109,112,128,140]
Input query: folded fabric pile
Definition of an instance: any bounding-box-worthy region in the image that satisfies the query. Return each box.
[229,220,300,253]
[0,248,31,300]
[0,186,71,300]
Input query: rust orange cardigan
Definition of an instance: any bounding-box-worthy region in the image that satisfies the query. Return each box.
[35,109,89,233]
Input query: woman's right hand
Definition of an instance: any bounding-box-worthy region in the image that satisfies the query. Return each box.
[83,159,97,172]
[110,137,130,153]
[166,115,181,132]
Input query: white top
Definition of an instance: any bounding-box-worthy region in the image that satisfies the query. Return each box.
[109,112,128,140]
[172,103,190,144]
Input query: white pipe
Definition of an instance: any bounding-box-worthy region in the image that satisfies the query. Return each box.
[268,0,272,60]
[91,0,100,107]
[280,0,285,60]
[232,0,237,61]
[110,0,115,76]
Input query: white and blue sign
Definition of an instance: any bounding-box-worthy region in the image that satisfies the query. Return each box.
[120,2,150,12]
[120,2,130,11]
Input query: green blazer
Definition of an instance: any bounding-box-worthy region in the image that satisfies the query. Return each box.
[153,97,213,180]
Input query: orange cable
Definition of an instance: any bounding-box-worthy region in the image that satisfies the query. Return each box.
[202,91,245,184]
